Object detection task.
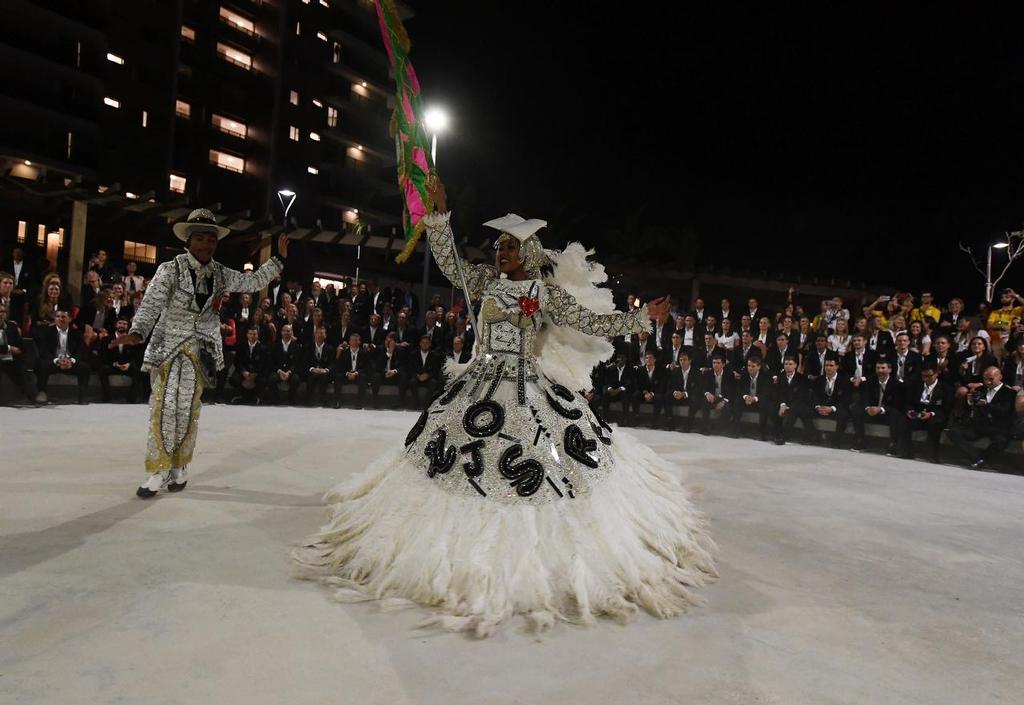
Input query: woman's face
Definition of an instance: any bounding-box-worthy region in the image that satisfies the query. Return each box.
[910,321,922,335]
[971,338,985,354]
[758,317,770,331]
[495,237,524,275]
[47,282,60,300]
[837,319,848,334]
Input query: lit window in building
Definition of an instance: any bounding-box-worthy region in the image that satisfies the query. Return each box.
[289,125,300,141]
[219,7,255,36]
[312,98,323,108]
[316,31,327,42]
[124,240,158,264]
[66,132,73,159]
[320,0,330,6]
[76,41,81,68]
[36,224,46,247]
[181,25,196,41]
[104,97,120,109]
[16,220,26,244]
[169,174,187,194]
[176,99,191,118]
[217,43,252,71]
[212,114,248,139]
[307,166,319,175]
[332,42,341,63]
[296,21,301,36]
[309,132,320,142]
[290,90,299,105]
[327,106,338,127]
[141,110,148,127]
[209,149,245,174]
[126,192,139,199]
[106,52,124,65]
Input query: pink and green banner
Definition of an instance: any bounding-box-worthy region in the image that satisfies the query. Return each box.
[374,0,434,263]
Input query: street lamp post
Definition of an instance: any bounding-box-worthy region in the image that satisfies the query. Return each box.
[420,107,449,323]
[986,242,1009,303]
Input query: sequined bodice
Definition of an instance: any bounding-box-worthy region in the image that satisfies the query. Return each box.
[478,278,544,361]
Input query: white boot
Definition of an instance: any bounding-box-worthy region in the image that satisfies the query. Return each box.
[136,471,169,498]
[168,467,188,492]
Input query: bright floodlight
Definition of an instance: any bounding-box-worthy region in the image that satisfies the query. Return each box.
[277,189,297,220]
[993,242,1009,249]
[424,107,449,134]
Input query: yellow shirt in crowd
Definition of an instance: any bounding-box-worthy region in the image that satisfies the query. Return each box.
[911,305,941,324]
[987,305,1023,343]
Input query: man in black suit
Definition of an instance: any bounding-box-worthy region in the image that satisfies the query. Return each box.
[373,332,407,405]
[891,332,923,385]
[363,313,386,355]
[691,297,708,333]
[267,323,303,405]
[812,354,851,448]
[733,355,773,440]
[947,366,1017,469]
[230,326,270,405]
[393,311,418,351]
[422,309,447,352]
[766,332,799,379]
[866,320,895,359]
[350,282,372,330]
[633,350,667,427]
[730,330,758,379]
[850,357,904,453]
[98,317,141,403]
[926,334,957,386]
[35,309,90,404]
[4,246,38,300]
[773,355,815,445]
[406,334,442,409]
[628,330,655,368]
[803,335,831,382]
[302,325,335,406]
[602,350,634,419]
[0,300,34,404]
[900,362,953,462]
[650,310,674,359]
[0,271,27,328]
[667,348,700,431]
[698,353,734,435]
[746,297,767,327]
[677,314,700,348]
[718,298,737,329]
[333,331,373,408]
[695,331,723,373]
[663,331,685,370]
[843,334,878,404]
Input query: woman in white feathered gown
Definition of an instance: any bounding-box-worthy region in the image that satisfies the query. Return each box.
[294,179,716,636]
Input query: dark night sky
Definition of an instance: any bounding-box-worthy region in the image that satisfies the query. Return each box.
[407,6,1024,303]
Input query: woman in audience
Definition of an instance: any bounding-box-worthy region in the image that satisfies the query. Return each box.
[716,317,739,350]
[954,335,1000,415]
[827,318,852,356]
[754,315,772,350]
[32,276,65,333]
[907,319,931,357]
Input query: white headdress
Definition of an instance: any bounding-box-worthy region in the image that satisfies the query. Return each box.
[483,213,549,278]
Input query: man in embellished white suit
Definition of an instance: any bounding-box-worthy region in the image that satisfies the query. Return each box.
[113,209,288,498]
[295,180,716,637]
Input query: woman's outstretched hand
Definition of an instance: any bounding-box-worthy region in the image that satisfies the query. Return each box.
[425,172,448,214]
[647,295,671,319]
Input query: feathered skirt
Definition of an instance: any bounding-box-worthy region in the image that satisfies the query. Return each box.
[293,355,717,637]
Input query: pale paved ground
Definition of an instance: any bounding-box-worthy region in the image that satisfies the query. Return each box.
[1,405,1022,705]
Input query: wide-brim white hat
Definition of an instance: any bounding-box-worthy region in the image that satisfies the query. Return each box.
[172,208,231,241]
[483,213,547,242]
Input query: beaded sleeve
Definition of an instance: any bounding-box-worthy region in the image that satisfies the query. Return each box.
[544,283,649,337]
[220,256,284,294]
[423,211,496,301]
[129,261,174,340]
